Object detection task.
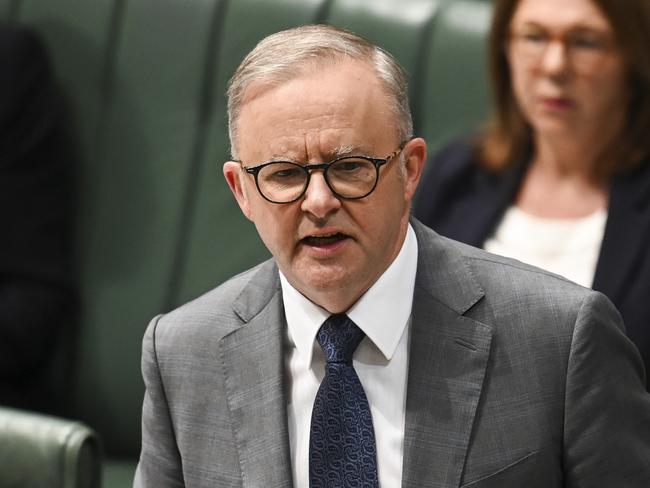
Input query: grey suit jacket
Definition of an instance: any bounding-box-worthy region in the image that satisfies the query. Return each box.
[134,219,650,487]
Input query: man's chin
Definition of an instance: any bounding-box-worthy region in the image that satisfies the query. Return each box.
[288,262,359,297]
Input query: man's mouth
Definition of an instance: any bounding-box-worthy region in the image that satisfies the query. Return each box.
[302,232,349,247]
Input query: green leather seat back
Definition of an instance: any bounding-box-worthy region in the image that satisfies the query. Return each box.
[9,0,114,181]
[69,0,225,456]
[0,1,12,18]
[8,0,126,451]
[7,0,228,457]
[419,0,492,150]
[0,407,101,488]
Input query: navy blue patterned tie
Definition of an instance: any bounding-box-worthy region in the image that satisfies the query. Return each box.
[309,314,379,488]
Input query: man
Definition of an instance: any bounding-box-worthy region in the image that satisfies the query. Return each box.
[134,25,650,487]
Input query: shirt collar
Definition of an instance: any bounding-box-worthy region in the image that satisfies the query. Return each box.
[281,224,418,366]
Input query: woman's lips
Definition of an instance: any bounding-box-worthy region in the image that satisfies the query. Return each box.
[539,96,575,110]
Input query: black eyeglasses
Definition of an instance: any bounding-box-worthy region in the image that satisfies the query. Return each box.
[236,146,404,204]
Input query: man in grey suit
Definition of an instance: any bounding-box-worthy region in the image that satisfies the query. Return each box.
[134,25,650,487]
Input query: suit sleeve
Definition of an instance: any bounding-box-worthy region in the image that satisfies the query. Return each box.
[134,315,185,488]
[563,291,650,487]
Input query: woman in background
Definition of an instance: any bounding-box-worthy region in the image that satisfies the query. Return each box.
[415,0,650,388]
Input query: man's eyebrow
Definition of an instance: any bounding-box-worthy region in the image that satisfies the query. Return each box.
[329,145,369,158]
[258,145,371,164]
[265,154,296,162]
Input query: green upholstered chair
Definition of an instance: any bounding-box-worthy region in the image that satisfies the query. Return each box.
[0,1,491,486]
[419,0,492,150]
[0,407,101,488]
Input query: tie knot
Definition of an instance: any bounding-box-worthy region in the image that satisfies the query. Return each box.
[316,314,365,363]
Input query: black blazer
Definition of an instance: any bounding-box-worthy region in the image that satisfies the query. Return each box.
[414,137,650,389]
[0,23,75,411]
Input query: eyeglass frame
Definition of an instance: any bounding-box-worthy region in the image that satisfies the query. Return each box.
[234,143,407,204]
[507,26,618,73]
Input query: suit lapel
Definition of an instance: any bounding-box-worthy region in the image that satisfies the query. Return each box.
[403,222,493,488]
[593,163,650,302]
[220,262,293,487]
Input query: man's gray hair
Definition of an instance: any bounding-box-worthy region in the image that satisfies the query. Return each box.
[227,24,413,159]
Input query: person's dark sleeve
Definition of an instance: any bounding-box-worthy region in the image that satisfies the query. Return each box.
[0,25,75,395]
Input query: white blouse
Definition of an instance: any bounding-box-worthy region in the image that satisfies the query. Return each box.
[484,206,608,288]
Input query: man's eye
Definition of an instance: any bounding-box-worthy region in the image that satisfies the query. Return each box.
[338,162,363,171]
[259,163,305,184]
[272,168,302,178]
[333,159,368,173]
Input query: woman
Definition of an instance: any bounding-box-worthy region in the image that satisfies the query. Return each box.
[415,0,650,388]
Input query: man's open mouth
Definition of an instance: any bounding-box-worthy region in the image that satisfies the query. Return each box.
[302,233,349,246]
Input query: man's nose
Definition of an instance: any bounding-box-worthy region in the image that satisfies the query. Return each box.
[300,171,341,219]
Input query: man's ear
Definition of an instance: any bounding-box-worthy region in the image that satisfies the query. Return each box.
[223,161,253,220]
[402,137,427,201]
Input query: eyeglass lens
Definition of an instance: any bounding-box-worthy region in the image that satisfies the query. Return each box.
[510,27,613,72]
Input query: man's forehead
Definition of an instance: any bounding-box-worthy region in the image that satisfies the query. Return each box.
[235,64,396,159]
[238,127,395,164]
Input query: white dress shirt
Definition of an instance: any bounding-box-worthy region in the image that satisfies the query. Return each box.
[281,224,418,488]
[484,206,607,288]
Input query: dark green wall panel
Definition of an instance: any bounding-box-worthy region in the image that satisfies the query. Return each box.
[420,0,492,150]
[72,0,226,456]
